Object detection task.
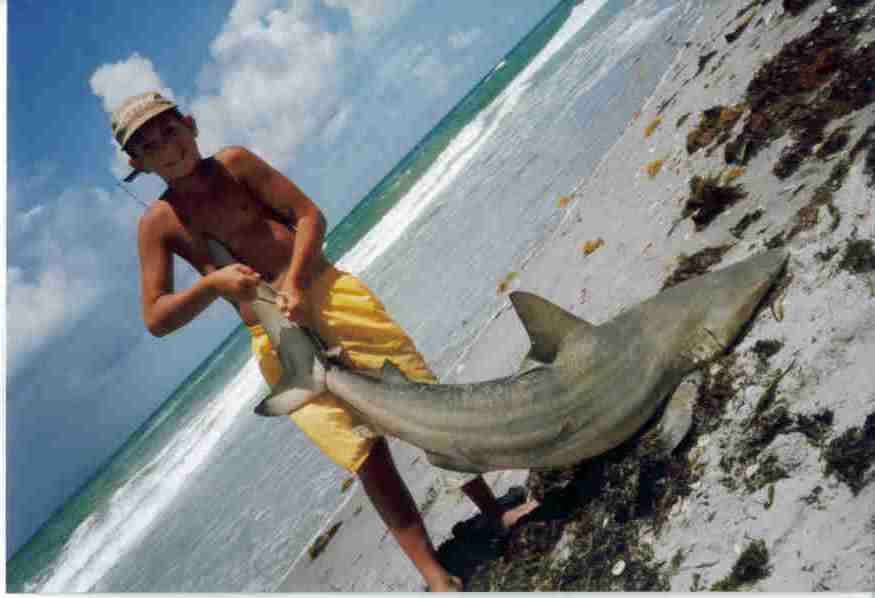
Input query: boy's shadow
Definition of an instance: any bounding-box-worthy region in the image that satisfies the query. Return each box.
[435,465,605,590]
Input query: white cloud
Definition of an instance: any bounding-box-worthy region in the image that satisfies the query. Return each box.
[89,53,175,115]
[89,54,177,181]
[7,264,102,374]
[449,27,484,50]
[6,186,141,376]
[191,0,346,167]
[325,0,414,36]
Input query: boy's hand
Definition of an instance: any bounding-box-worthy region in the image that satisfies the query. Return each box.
[208,264,261,303]
[276,286,309,324]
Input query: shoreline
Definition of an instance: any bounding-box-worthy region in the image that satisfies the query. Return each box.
[278,0,875,591]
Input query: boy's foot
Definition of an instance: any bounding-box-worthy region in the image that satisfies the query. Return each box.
[499,498,539,531]
[427,575,463,592]
[451,486,539,538]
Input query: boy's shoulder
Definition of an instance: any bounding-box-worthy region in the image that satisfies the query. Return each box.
[137,194,179,237]
[214,145,261,175]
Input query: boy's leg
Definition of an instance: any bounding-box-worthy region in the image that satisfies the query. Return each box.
[357,438,461,592]
[460,476,540,531]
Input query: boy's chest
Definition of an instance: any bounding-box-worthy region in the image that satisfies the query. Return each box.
[176,173,277,243]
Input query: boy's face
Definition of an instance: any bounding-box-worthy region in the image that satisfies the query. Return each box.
[127,112,202,183]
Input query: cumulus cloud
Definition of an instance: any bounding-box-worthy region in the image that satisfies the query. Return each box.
[325,0,414,36]
[89,54,177,180]
[190,0,347,167]
[89,53,175,115]
[6,185,142,376]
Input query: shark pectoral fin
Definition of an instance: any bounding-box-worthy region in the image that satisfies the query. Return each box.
[640,374,698,458]
[509,291,593,362]
[254,383,322,416]
[380,360,413,385]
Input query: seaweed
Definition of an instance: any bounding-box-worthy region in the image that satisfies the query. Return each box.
[682,175,748,231]
[656,92,679,115]
[725,8,875,175]
[751,339,783,363]
[794,409,834,446]
[765,232,786,249]
[662,245,733,290]
[726,14,755,44]
[676,112,691,128]
[838,239,875,274]
[731,209,765,238]
[815,245,840,262]
[782,0,817,16]
[645,159,665,178]
[746,453,790,492]
[823,412,875,494]
[686,105,745,155]
[694,50,718,78]
[710,539,772,590]
[454,355,744,592]
[645,116,664,138]
[816,125,853,159]
[786,158,848,240]
[848,124,875,186]
[308,522,343,560]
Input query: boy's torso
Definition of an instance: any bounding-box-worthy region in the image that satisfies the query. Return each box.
[155,152,326,285]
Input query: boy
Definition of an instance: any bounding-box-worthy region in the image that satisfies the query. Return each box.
[114,91,536,592]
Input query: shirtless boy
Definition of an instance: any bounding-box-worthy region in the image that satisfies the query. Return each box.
[113,92,536,591]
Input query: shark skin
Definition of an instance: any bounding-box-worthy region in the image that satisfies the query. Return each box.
[206,238,787,474]
[321,248,788,473]
[206,239,327,416]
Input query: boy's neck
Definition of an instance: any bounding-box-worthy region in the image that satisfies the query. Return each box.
[165,156,212,195]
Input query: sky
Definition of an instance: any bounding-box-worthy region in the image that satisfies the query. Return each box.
[6,0,559,556]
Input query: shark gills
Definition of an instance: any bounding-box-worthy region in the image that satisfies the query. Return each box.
[206,238,787,474]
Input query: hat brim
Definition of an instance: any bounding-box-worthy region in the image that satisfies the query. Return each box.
[117,103,177,149]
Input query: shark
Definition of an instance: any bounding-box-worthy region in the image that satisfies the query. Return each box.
[207,239,787,473]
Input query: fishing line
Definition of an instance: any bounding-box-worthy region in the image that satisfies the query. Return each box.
[114,176,151,209]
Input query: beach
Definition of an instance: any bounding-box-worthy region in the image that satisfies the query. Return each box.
[279,0,875,591]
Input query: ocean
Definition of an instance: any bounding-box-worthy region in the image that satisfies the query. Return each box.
[7,0,703,591]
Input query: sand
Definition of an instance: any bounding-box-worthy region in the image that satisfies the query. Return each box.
[278,0,875,591]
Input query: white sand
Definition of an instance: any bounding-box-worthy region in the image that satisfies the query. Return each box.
[278,0,875,591]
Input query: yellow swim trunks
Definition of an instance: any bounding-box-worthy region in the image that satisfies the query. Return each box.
[248,265,437,473]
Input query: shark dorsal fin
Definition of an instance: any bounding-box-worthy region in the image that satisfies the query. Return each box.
[509,291,593,363]
[380,360,412,384]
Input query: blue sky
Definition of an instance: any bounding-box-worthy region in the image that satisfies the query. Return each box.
[6,0,558,556]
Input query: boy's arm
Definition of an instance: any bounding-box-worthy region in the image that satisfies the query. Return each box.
[220,146,327,320]
[138,205,262,337]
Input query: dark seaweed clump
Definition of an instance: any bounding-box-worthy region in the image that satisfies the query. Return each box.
[726,13,755,44]
[710,539,772,590]
[785,157,847,239]
[838,239,875,274]
[694,50,718,79]
[687,105,745,155]
[731,209,765,239]
[682,176,748,231]
[782,0,816,15]
[751,339,783,361]
[662,245,733,290]
[308,522,343,560]
[725,7,875,178]
[445,355,743,591]
[823,412,875,494]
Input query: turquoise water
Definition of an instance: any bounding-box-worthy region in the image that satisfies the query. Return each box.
[7,0,703,591]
